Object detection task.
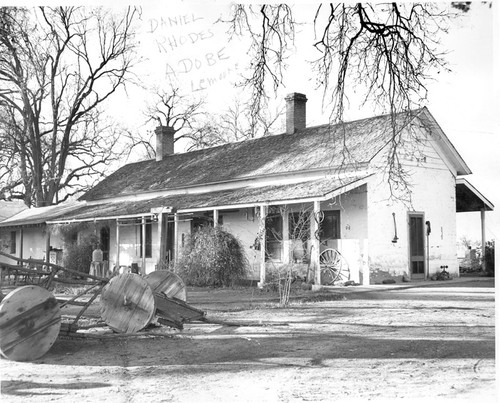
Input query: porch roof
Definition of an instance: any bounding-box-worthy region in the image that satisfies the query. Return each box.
[0,202,82,228]
[456,177,494,212]
[47,174,371,224]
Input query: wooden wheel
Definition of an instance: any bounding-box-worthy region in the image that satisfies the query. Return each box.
[100,273,156,333]
[0,285,61,361]
[145,270,187,301]
[320,249,350,285]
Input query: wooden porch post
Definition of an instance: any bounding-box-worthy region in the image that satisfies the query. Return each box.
[174,212,179,264]
[116,219,120,271]
[19,228,23,261]
[312,200,321,285]
[213,209,219,227]
[45,227,51,265]
[141,216,146,275]
[158,212,165,267]
[481,209,486,272]
[258,205,267,288]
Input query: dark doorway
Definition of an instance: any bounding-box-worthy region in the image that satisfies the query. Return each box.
[409,214,425,279]
[266,209,283,261]
[100,226,110,261]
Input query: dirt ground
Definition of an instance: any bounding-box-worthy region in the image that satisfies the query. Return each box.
[0,278,496,403]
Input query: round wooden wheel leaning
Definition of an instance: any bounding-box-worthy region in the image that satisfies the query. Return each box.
[0,285,61,361]
[319,248,350,285]
[100,273,156,333]
[145,270,187,301]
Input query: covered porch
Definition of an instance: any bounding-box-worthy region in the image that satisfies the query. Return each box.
[456,177,494,271]
[47,174,371,285]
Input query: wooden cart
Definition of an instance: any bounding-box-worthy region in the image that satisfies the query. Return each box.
[0,251,202,362]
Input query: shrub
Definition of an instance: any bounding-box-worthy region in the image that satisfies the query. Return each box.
[176,226,248,287]
[62,233,98,276]
[484,240,494,277]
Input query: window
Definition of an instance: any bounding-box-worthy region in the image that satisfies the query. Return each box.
[10,231,16,254]
[139,218,153,258]
[320,210,341,241]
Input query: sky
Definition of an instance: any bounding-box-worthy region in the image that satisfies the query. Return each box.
[6,1,499,244]
[114,1,498,244]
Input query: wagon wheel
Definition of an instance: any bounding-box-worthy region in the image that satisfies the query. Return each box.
[320,249,350,285]
[100,273,156,333]
[0,285,61,361]
[145,270,187,301]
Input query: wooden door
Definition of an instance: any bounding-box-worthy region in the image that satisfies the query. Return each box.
[409,214,425,279]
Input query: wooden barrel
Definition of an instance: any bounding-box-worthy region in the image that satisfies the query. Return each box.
[145,270,187,301]
[0,285,61,361]
[100,273,156,333]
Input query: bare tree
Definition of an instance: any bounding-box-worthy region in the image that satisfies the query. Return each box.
[124,84,205,159]
[222,4,471,203]
[187,98,284,150]
[0,6,139,207]
[126,88,284,156]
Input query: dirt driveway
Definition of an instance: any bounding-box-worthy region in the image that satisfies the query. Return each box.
[0,278,495,402]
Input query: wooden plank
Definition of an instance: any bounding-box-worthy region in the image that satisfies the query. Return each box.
[145,270,187,301]
[154,292,205,325]
[100,273,155,333]
[0,285,61,361]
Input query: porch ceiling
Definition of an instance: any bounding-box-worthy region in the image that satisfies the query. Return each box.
[47,174,371,223]
[456,177,494,212]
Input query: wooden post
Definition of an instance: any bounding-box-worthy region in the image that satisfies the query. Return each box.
[158,213,165,268]
[19,228,24,262]
[116,219,120,271]
[45,227,51,265]
[141,216,146,275]
[174,212,179,264]
[213,209,219,227]
[481,209,486,272]
[283,207,290,264]
[258,205,267,288]
[312,200,321,285]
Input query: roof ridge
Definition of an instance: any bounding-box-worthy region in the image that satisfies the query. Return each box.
[140,107,426,161]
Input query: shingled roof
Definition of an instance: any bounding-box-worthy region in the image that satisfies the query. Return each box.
[80,109,424,202]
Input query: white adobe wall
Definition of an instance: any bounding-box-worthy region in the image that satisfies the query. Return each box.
[367,124,459,282]
[320,185,369,284]
[0,226,64,264]
[106,222,159,274]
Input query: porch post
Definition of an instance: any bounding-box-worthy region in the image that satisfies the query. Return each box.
[481,209,486,272]
[213,209,219,227]
[141,216,146,275]
[283,209,290,264]
[116,219,120,271]
[258,205,267,288]
[158,212,165,267]
[174,212,179,264]
[19,228,24,261]
[312,200,321,285]
[45,227,51,265]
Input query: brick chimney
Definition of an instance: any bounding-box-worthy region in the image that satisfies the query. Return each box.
[155,126,175,161]
[285,92,307,134]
